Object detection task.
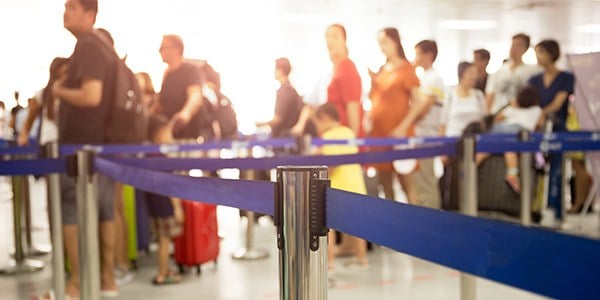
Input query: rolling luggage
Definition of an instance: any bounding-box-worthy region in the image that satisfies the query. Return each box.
[173,200,219,275]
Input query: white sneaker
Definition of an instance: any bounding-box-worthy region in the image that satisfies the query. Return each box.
[115,268,134,287]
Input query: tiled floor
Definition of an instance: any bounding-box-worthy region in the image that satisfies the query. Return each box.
[0,176,597,299]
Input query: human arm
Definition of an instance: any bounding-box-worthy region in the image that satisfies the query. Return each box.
[391,87,426,137]
[17,99,41,146]
[290,104,312,136]
[172,84,203,130]
[170,197,184,224]
[53,77,103,107]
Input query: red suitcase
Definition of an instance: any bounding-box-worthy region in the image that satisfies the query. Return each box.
[174,200,219,275]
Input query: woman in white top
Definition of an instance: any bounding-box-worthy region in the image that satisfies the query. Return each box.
[17,57,68,146]
[440,62,486,137]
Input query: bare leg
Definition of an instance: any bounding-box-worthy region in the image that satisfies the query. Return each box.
[378,170,395,201]
[570,160,591,212]
[349,235,368,265]
[398,173,418,205]
[63,225,80,298]
[100,221,117,292]
[327,231,336,270]
[157,234,170,279]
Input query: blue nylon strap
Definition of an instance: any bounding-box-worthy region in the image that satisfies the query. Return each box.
[312,136,457,147]
[326,188,600,300]
[0,146,38,156]
[95,157,275,215]
[107,143,457,172]
[0,159,66,176]
[60,138,297,156]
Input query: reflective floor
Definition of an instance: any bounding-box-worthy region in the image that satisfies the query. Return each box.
[0,176,598,300]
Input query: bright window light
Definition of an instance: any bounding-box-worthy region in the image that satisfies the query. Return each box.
[437,20,498,31]
[575,24,600,33]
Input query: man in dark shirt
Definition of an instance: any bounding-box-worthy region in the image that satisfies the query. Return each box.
[474,48,491,93]
[256,58,303,137]
[154,35,203,140]
[52,0,118,297]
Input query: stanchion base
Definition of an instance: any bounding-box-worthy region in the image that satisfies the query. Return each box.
[231,248,269,260]
[25,244,52,257]
[0,259,44,275]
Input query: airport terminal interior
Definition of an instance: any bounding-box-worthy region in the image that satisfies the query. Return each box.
[1,0,600,299]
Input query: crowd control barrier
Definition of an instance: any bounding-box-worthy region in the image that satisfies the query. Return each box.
[0,132,599,300]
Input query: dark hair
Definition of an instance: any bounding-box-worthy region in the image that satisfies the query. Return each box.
[328,24,347,40]
[381,27,407,60]
[536,39,561,62]
[473,49,490,61]
[163,34,184,56]
[315,103,340,122]
[415,40,438,62]
[136,72,155,96]
[516,86,541,108]
[96,28,114,47]
[512,33,531,49]
[275,58,292,77]
[43,57,69,121]
[79,0,98,13]
[457,61,473,81]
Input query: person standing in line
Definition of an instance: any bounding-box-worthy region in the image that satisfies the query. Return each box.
[528,39,576,218]
[411,39,445,208]
[367,27,419,205]
[485,33,540,114]
[256,58,304,138]
[153,34,204,140]
[51,0,119,297]
[473,48,491,93]
[324,24,363,137]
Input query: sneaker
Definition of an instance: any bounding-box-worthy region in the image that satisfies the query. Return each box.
[115,268,134,287]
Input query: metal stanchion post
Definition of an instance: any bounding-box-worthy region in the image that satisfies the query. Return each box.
[0,175,45,274]
[276,166,329,300]
[46,142,65,300]
[519,130,532,226]
[74,150,101,300]
[22,173,52,257]
[232,169,269,260]
[459,135,477,300]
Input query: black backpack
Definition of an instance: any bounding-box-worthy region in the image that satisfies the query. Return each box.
[94,34,148,144]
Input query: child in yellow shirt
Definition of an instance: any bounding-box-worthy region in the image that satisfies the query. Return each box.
[314,103,368,270]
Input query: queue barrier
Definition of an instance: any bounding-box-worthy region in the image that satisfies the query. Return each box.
[0,133,599,299]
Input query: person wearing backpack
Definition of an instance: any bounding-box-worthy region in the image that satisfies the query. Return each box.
[154,35,204,140]
[49,0,119,298]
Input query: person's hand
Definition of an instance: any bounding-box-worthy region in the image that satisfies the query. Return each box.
[51,76,66,99]
[536,114,546,131]
[171,110,192,131]
[17,131,29,146]
[391,124,408,138]
[290,124,304,137]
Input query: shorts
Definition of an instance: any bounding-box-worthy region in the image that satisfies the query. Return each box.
[60,174,115,225]
[413,158,441,209]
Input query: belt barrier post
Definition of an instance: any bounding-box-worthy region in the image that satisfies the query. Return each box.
[276,166,329,300]
[46,142,65,300]
[74,150,101,300]
[22,172,52,257]
[519,130,532,226]
[232,168,269,260]
[459,135,477,300]
[0,150,44,275]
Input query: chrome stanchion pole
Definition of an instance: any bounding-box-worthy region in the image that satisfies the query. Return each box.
[75,150,100,300]
[519,130,532,226]
[232,169,269,260]
[276,166,329,300]
[459,135,477,300]
[22,173,52,257]
[0,152,44,274]
[46,142,65,300]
